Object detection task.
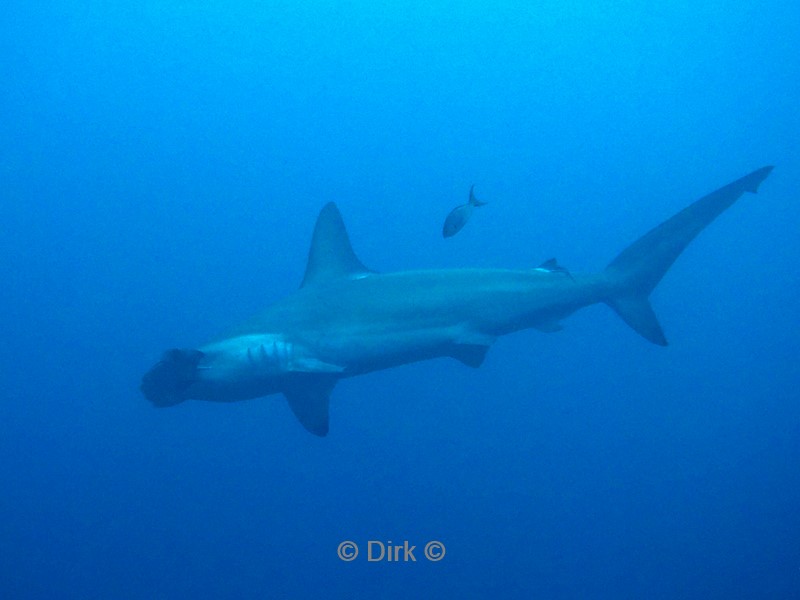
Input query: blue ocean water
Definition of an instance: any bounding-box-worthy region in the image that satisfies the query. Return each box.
[1,2,799,598]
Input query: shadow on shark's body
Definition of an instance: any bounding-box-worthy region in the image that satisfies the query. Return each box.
[141,166,774,436]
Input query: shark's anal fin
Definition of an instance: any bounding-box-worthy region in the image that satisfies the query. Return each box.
[533,320,564,333]
[283,376,338,437]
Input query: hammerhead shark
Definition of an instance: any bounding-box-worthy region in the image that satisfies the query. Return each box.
[141,166,773,436]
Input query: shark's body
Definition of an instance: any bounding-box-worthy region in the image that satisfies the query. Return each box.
[141,167,774,436]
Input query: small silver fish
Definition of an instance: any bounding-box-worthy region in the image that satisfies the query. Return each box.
[442,185,488,238]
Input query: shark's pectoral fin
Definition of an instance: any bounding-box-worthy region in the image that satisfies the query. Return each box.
[290,357,345,373]
[283,376,338,437]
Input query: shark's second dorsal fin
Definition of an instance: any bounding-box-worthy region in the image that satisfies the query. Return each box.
[535,258,575,280]
[300,202,372,287]
[538,258,560,270]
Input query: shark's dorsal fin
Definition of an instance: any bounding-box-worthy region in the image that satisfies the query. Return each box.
[300,203,372,287]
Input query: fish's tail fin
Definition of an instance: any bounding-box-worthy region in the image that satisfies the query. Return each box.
[602,166,773,345]
[469,185,488,207]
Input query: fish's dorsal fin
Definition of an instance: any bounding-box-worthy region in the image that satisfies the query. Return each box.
[300,202,372,287]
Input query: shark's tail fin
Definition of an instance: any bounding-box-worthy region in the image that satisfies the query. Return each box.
[603,166,773,345]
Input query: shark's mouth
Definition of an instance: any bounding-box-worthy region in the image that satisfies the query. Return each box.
[140,348,205,407]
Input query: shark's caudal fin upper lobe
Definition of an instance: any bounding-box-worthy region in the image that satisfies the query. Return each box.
[603,166,774,345]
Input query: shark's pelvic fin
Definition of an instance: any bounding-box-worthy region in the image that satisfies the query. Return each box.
[300,202,373,287]
[450,330,496,367]
[450,344,490,368]
[283,376,338,436]
[604,166,774,345]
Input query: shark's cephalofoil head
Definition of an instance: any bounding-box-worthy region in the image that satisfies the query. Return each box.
[140,348,205,407]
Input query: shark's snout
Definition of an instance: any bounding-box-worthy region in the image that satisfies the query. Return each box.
[140,348,205,407]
